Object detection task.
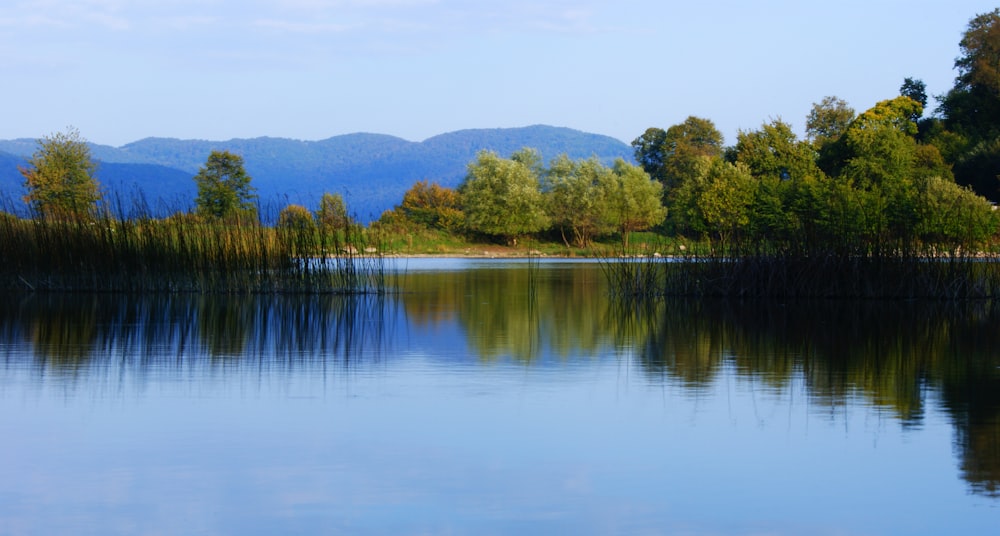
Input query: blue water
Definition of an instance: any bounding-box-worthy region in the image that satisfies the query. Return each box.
[0,261,997,535]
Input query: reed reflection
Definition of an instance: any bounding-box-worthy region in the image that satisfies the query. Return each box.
[0,293,397,377]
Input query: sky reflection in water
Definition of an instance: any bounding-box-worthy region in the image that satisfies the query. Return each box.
[0,260,998,535]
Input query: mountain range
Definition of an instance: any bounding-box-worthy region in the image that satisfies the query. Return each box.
[0,125,634,221]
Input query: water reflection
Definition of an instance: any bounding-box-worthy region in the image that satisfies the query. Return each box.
[1,261,999,498]
[0,293,396,380]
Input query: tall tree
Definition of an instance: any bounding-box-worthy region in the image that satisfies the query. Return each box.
[941,8,1000,140]
[838,97,926,251]
[314,192,352,233]
[900,78,928,112]
[193,150,257,221]
[632,116,724,193]
[735,119,820,183]
[939,9,1000,199]
[20,127,101,219]
[841,96,923,187]
[604,159,667,248]
[806,96,856,177]
[671,158,754,246]
[543,154,614,247]
[460,150,548,244]
[631,128,669,183]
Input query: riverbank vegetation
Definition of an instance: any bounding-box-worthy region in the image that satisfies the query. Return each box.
[3,9,1000,297]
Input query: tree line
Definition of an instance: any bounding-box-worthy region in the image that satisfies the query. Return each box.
[11,9,1000,258]
[381,9,1000,257]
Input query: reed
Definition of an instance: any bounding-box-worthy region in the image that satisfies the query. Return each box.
[600,240,1000,300]
[0,195,391,294]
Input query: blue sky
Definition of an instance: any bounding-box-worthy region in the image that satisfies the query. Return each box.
[1,1,997,147]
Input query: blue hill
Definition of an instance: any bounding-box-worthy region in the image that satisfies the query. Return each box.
[0,125,634,221]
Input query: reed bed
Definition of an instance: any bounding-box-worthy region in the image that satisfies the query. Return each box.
[600,245,1000,300]
[0,198,390,294]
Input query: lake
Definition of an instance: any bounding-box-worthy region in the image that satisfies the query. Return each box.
[1,258,998,535]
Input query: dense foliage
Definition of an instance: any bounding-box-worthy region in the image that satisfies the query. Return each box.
[19,127,101,220]
[193,150,258,221]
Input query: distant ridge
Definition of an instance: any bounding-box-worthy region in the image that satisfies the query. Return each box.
[0,125,634,220]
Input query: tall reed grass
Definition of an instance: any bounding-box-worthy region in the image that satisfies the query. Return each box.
[600,240,1000,300]
[0,195,391,294]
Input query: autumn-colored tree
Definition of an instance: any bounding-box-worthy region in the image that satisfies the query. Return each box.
[278,204,317,255]
[400,180,463,231]
[314,192,352,233]
[20,127,101,219]
[279,204,316,232]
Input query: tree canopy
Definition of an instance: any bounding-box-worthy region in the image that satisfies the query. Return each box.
[938,9,1000,199]
[193,150,257,221]
[20,127,101,220]
[459,149,549,244]
[604,159,667,248]
[542,154,615,248]
[315,192,352,233]
[632,116,724,193]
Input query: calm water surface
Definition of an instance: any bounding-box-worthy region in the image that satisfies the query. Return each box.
[1,259,998,535]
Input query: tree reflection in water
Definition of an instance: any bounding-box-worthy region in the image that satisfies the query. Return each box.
[0,262,998,497]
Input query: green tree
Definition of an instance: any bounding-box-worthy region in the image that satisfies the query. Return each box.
[734,119,827,248]
[672,158,754,247]
[941,9,1000,141]
[631,127,669,182]
[604,159,667,249]
[735,119,820,183]
[20,127,101,219]
[900,77,928,122]
[632,116,724,194]
[314,192,352,233]
[939,9,1000,199]
[806,96,856,150]
[806,96,857,179]
[193,150,257,220]
[841,96,923,187]
[460,150,549,244]
[542,154,614,248]
[915,177,997,253]
[829,96,934,253]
